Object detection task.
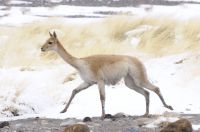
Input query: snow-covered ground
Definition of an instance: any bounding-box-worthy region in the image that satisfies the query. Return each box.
[0,0,200,130]
[1,2,200,26]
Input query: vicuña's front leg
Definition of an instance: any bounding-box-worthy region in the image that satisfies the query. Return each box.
[60,82,92,113]
[98,80,106,120]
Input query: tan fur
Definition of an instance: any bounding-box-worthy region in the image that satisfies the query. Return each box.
[80,55,147,85]
[41,31,173,119]
[63,124,90,132]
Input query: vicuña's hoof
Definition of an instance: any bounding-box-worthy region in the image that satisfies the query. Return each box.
[167,105,174,110]
[141,113,151,118]
[100,115,105,120]
[60,109,66,113]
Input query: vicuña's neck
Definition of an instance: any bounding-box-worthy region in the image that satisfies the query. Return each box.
[56,43,78,68]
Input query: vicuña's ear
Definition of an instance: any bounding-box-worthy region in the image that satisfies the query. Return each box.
[53,31,57,38]
[49,31,53,37]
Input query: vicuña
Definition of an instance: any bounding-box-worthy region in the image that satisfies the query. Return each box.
[41,31,173,119]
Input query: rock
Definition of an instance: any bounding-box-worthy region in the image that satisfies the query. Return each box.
[123,127,140,132]
[41,120,48,125]
[63,123,90,132]
[105,114,113,119]
[123,127,157,132]
[135,117,154,127]
[0,121,9,128]
[16,130,25,132]
[160,118,193,132]
[60,119,77,127]
[83,117,92,122]
[104,113,126,120]
[113,112,126,118]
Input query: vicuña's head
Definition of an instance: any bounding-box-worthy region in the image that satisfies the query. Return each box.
[41,31,59,52]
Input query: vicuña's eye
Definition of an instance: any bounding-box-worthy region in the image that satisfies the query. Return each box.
[48,42,53,45]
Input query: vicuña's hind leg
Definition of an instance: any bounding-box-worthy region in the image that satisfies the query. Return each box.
[142,81,173,110]
[124,74,150,116]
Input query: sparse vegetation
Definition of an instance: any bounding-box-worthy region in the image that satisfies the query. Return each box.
[1,16,200,67]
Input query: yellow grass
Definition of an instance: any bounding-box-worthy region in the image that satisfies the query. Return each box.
[1,16,200,67]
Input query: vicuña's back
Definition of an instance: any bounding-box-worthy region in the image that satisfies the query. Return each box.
[79,55,147,86]
[41,32,173,119]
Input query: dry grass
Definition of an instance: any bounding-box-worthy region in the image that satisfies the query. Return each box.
[0,16,200,67]
[138,18,200,55]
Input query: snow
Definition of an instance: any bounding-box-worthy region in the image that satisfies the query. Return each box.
[1,2,200,26]
[145,116,179,128]
[193,124,200,130]
[0,7,45,26]
[1,52,200,122]
[145,53,200,114]
[125,25,154,47]
[8,0,32,5]
[0,0,200,129]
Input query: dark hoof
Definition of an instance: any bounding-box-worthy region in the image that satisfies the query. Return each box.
[141,114,151,118]
[167,105,174,110]
[83,117,92,122]
[60,110,66,113]
[100,116,104,120]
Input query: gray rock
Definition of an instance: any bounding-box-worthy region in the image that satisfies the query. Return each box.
[123,127,140,132]
[0,121,9,128]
